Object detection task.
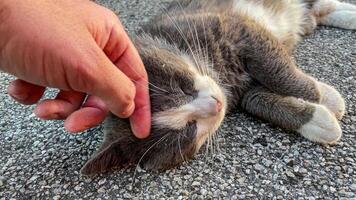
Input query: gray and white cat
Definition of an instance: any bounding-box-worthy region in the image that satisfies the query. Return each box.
[81,0,356,175]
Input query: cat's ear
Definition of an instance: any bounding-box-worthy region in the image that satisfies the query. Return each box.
[80,141,125,176]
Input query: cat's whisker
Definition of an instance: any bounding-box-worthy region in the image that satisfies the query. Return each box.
[174,2,207,76]
[131,78,170,94]
[213,131,219,156]
[126,71,169,94]
[203,136,210,164]
[191,20,209,76]
[148,82,170,93]
[191,12,212,77]
[218,81,233,87]
[111,34,170,94]
[177,134,186,164]
[131,133,171,187]
[192,20,209,76]
[188,17,204,74]
[169,75,175,92]
[158,4,204,76]
[210,135,214,156]
[146,85,166,93]
[196,22,214,78]
[200,16,213,77]
[210,57,217,81]
[209,134,214,158]
[216,56,226,84]
[148,89,166,94]
[207,134,214,160]
[150,93,177,102]
[216,131,221,154]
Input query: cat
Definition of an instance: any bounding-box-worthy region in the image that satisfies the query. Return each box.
[80,0,356,175]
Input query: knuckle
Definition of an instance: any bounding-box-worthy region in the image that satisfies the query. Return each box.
[122,92,135,108]
[102,8,119,28]
[127,81,136,94]
[118,85,135,117]
[104,8,119,21]
[74,59,92,77]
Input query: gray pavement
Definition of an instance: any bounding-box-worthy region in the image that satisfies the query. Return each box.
[0,0,355,199]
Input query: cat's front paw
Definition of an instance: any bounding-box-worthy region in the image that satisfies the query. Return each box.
[336,11,356,30]
[320,11,356,30]
[297,104,342,144]
[317,81,345,120]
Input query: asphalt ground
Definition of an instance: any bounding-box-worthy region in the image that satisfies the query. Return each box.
[0,0,355,199]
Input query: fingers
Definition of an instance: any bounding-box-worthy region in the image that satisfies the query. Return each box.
[64,96,108,133]
[103,22,151,138]
[33,90,108,133]
[34,90,86,120]
[7,79,45,105]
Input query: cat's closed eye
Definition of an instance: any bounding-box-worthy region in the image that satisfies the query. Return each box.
[181,84,198,98]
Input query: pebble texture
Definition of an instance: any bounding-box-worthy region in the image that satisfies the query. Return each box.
[0,0,355,199]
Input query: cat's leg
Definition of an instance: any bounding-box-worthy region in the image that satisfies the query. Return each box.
[238,22,345,119]
[313,0,356,29]
[243,50,345,119]
[246,61,345,119]
[241,86,342,144]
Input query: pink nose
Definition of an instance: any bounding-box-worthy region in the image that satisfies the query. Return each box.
[212,96,223,113]
[211,96,223,115]
[216,100,222,113]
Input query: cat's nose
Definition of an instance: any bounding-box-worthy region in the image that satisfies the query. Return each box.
[211,96,223,113]
[216,100,223,113]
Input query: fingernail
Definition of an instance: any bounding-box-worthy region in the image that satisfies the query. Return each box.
[130,121,150,139]
[130,120,143,139]
[33,106,42,117]
[64,122,78,133]
[129,106,151,139]
[34,106,62,120]
[8,84,28,100]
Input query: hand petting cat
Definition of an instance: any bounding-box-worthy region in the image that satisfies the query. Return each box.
[0,0,151,138]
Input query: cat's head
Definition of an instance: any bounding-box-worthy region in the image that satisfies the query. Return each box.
[81,35,227,175]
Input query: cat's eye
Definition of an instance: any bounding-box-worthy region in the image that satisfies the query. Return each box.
[175,74,197,98]
[181,86,197,98]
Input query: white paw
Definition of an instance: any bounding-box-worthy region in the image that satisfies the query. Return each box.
[298,104,342,144]
[320,11,356,30]
[317,81,345,120]
[336,2,356,12]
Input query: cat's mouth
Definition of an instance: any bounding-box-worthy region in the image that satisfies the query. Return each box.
[194,96,226,151]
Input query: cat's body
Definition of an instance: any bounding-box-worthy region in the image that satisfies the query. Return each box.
[81,0,356,175]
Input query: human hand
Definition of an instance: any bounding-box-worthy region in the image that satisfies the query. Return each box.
[0,0,151,138]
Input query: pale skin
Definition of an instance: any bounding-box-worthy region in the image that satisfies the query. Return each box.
[0,0,151,138]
